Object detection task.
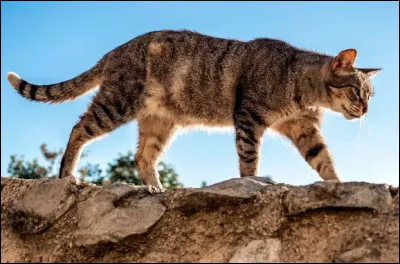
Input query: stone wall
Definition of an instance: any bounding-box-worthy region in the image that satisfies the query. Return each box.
[1,176,398,262]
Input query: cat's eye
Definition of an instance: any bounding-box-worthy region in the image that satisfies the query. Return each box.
[353,87,360,97]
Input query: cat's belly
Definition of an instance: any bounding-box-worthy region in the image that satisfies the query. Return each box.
[138,95,314,130]
[138,96,234,128]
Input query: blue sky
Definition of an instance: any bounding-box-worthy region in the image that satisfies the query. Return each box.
[1,1,398,187]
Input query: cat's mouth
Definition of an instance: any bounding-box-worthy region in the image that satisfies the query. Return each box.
[342,105,360,119]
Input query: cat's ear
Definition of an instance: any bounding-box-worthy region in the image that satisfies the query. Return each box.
[356,68,382,78]
[331,49,357,74]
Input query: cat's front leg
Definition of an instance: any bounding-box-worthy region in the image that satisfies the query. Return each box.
[274,119,341,182]
[135,115,176,190]
[234,108,266,177]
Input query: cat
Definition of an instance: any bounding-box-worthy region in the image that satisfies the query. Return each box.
[7,30,381,189]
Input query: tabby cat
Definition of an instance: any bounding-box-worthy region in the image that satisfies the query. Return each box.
[7,30,381,189]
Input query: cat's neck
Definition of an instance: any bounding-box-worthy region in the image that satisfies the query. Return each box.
[295,52,333,108]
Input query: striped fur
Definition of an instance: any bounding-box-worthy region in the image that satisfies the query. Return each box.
[7,30,381,188]
[7,61,104,103]
[272,111,338,181]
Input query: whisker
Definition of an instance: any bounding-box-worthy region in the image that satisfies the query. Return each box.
[364,116,372,140]
[356,115,368,152]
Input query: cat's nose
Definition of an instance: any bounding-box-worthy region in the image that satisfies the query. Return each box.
[362,106,368,114]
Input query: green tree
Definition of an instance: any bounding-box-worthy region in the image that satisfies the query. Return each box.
[79,163,104,186]
[107,151,141,184]
[8,144,183,189]
[40,143,64,178]
[106,151,183,188]
[200,180,207,188]
[264,175,273,181]
[7,143,63,179]
[158,161,183,189]
[263,174,276,183]
[7,155,47,179]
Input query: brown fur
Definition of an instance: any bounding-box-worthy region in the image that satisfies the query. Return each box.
[7,30,381,188]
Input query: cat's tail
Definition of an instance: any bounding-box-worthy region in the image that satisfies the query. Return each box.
[7,61,104,103]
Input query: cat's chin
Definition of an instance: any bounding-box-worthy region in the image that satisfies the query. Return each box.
[343,111,360,121]
[340,105,361,120]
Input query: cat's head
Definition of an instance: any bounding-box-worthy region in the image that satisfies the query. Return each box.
[322,49,381,120]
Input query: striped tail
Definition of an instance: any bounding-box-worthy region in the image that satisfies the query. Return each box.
[7,62,104,103]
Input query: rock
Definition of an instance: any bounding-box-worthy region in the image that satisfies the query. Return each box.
[202,177,277,198]
[5,176,78,234]
[335,246,381,263]
[283,181,393,216]
[389,185,398,197]
[1,177,398,263]
[229,239,281,263]
[74,182,166,246]
[166,177,275,213]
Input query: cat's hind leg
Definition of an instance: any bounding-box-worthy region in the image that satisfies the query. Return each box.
[59,80,143,179]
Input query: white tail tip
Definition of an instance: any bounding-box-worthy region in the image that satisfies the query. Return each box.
[7,72,22,89]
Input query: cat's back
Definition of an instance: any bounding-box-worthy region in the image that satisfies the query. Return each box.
[143,29,246,64]
[138,30,248,126]
[243,37,300,69]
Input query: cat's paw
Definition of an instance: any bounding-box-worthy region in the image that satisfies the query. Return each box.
[320,170,341,182]
[148,185,165,193]
[325,178,341,183]
[59,173,79,182]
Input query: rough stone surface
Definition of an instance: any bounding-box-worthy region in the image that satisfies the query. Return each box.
[165,177,275,213]
[1,177,398,263]
[284,181,393,215]
[229,239,281,263]
[5,177,78,234]
[74,182,166,246]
